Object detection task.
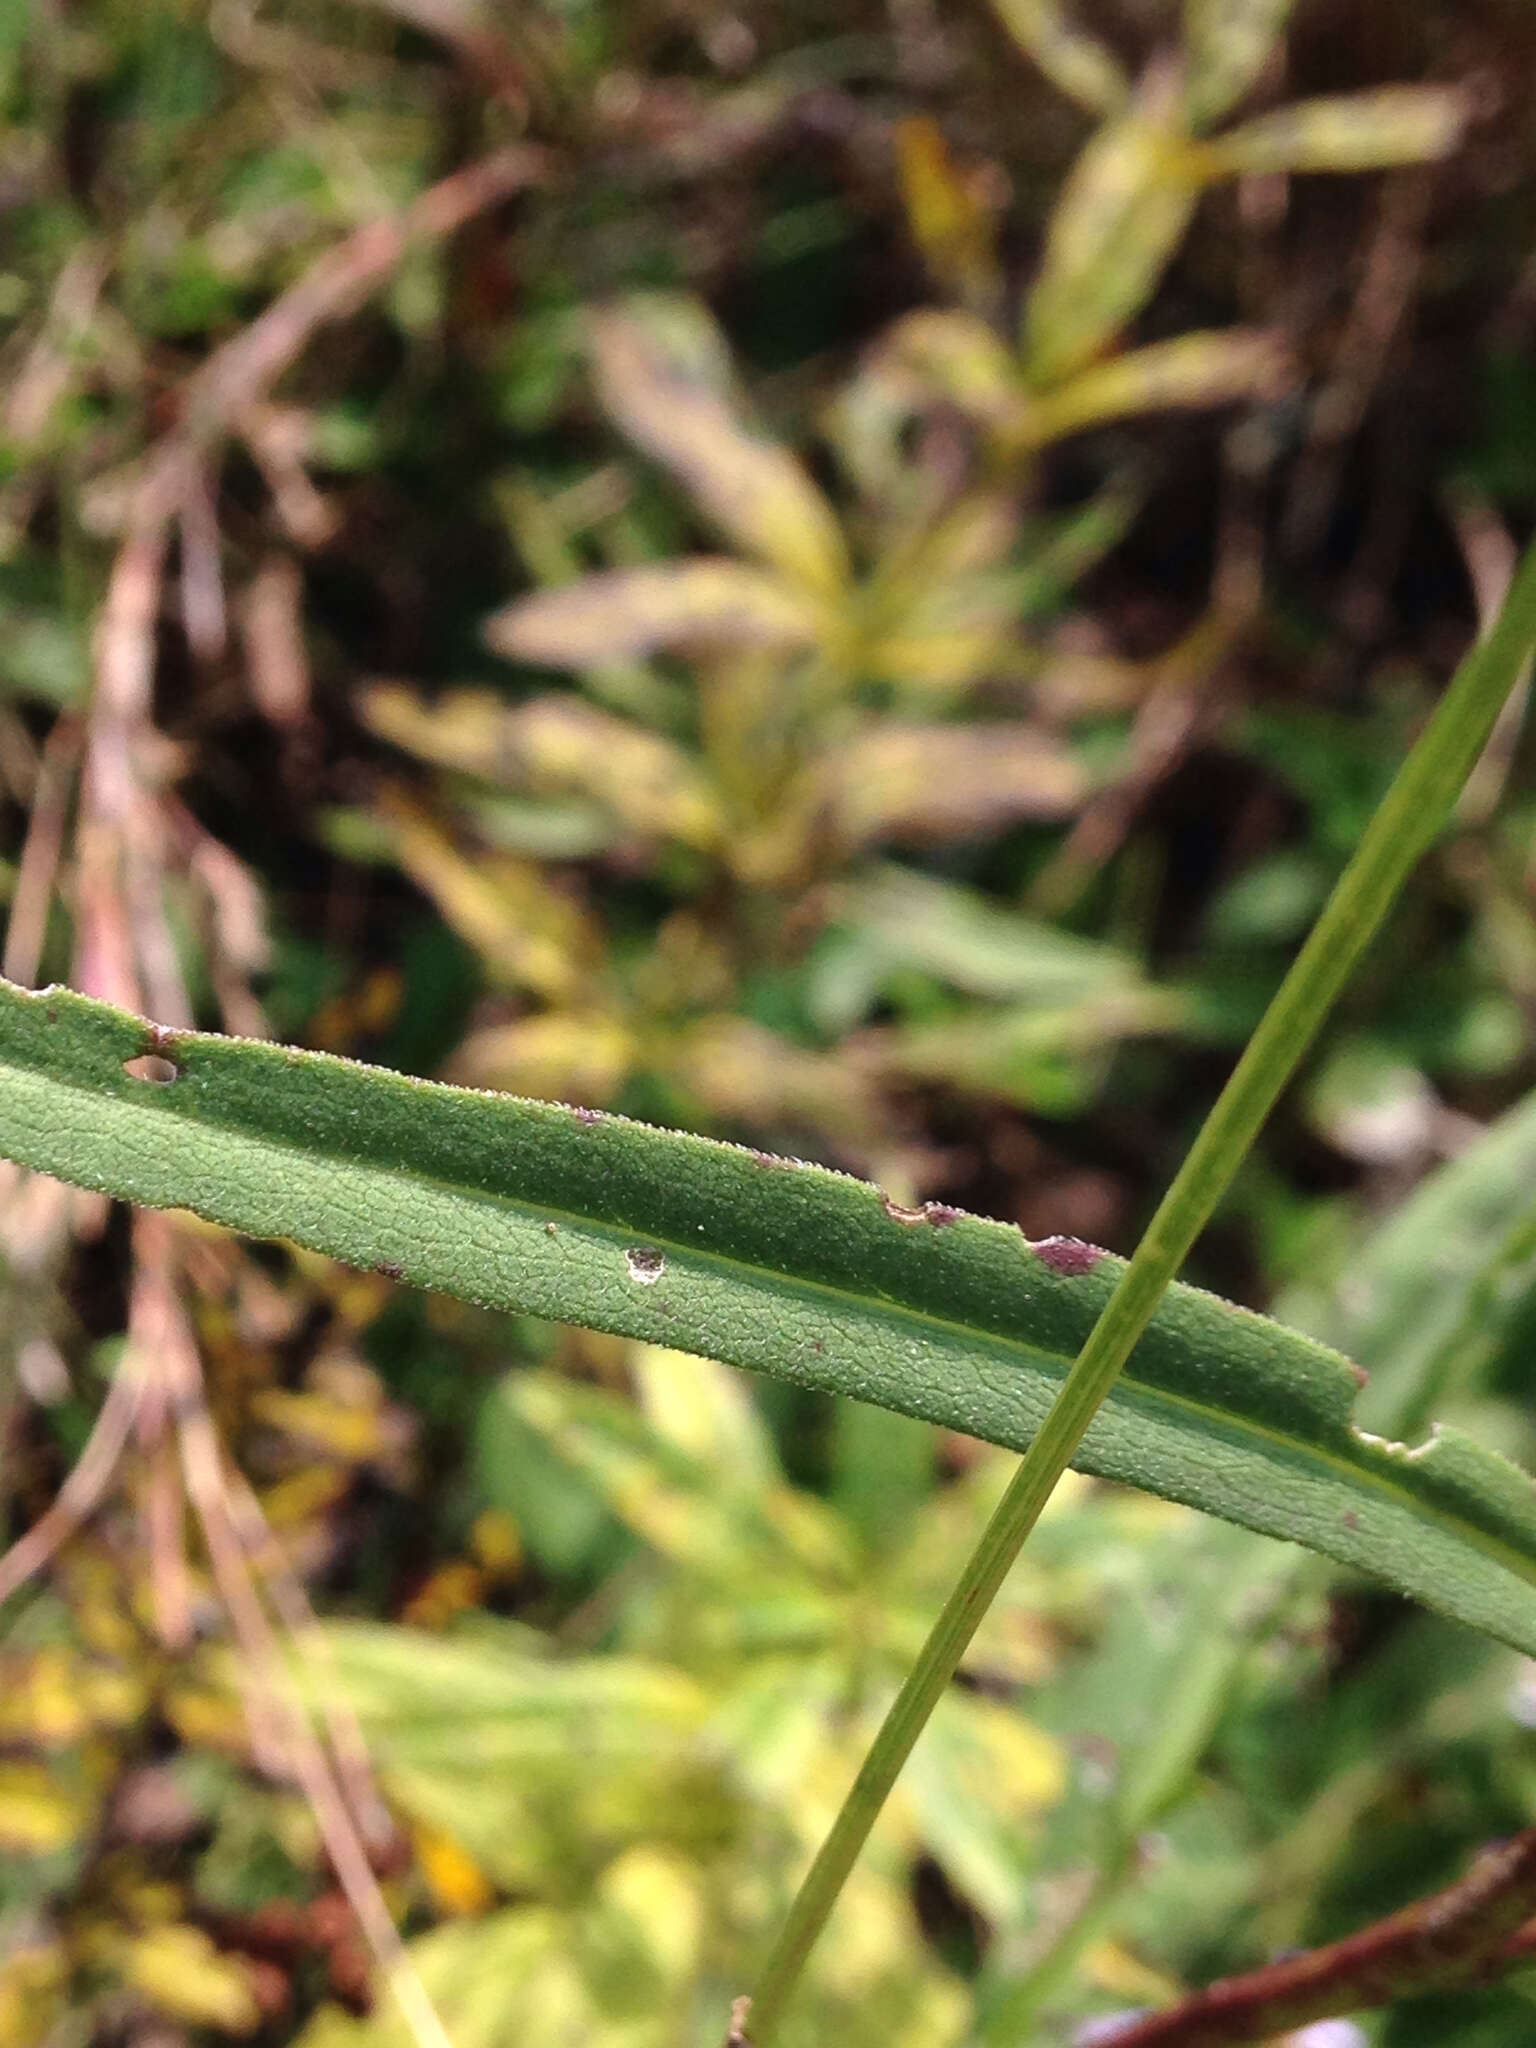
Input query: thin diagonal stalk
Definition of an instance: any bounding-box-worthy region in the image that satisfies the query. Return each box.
[742,535,1536,2046]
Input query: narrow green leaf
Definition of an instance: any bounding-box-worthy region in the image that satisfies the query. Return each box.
[1182,0,1293,131]
[589,303,850,600]
[484,560,821,667]
[986,0,1128,117]
[745,536,1536,2042]
[1282,1085,1536,1441]
[5,978,1536,1659]
[367,684,725,851]
[1022,82,1200,388]
[1011,327,1292,449]
[1200,85,1468,178]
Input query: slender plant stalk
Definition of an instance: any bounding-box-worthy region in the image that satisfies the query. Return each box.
[742,537,1536,2046]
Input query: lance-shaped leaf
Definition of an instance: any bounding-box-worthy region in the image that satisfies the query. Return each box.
[484,560,821,667]
[823,721,1087,851]
[866,310,1028,429]
[830,864,1153,1004]
[365,683,724,851]
[1182,0,1294,131]
[1279,1084,1536,1440]
[8,981,1536,1660]
[894,116,1003,310]
[1009,328,1293,450]
[589,303,850,599]
[987,0,1128,117]
[373,791,595,1001]
[1200,85,1468,178]
[1022,78,1201,388]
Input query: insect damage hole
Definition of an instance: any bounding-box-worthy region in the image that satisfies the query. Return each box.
[122,1053,180,1085]
[624,1246,666,1285]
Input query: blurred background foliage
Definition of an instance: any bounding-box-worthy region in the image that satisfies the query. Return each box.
[4,1,1536,2044]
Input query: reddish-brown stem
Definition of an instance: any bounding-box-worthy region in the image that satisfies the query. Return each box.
[167,143,547,486]
[1,712,82,988]
[1085,1830,1536,2048]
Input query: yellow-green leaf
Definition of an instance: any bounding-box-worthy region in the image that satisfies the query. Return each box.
[1012,327,1292,449]
[0,1760,95,1855]
[987,0,1128,116]
[1202,85,1468,177]
[671,1012,887,1157]
[1022,80,1202,387]
[862,494,1024,698]
[863,582,1021,697]
[894,116,1003,309]
[590,302,850,597]
[485,561,822,667]
[825,721,1087,849]
[871,309,1027,428]
[361,682,510,777]
[1182,0,1293,130]
[363,684,721,849]
[902,1692,1066,1921]
[376,793,593,1001]
[505,1368,856,1587]
[124,1926,261,2035]
[449,1010,637,1103]
[496,695,723,850]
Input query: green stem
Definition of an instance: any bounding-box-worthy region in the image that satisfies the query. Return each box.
[743,537,1536,2046]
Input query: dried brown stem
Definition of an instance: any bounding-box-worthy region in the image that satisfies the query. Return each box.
[75,519,169,1014]
[1027,614,1231,918]
[177,462,229,665]
[142,1226,449,2048]
[1280,172,1431,564]
[0,143,551,2048]
[162,141,546,499]
[2,711,82,987]
[1448,488,1534,826]
[223,1464,394,1851]
[141,1407,193,1652]
[0,1338,143,1607]
[1084,1830,1536,2048]
[71,139,547,1023]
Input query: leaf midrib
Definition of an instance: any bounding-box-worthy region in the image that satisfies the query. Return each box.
[13,1055,1527,1596]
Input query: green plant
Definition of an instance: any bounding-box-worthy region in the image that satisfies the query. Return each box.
[2,534,1536,2046]
[6,2,1536,2042]
[350,0,1469,1175]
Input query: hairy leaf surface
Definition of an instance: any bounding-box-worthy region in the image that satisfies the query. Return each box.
[5,979,1536,1655]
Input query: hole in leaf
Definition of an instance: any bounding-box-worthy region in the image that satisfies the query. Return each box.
[123,1053,180,1085]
